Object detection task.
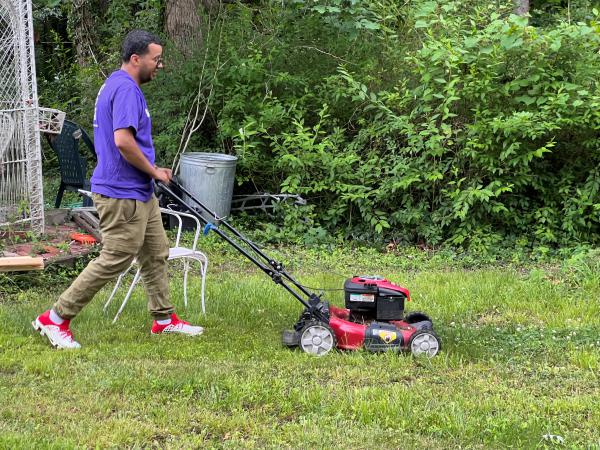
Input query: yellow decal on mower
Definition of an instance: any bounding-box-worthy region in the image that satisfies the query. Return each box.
[378,330,397,344]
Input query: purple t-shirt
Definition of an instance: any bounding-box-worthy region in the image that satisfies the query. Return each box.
[91,70,155,201]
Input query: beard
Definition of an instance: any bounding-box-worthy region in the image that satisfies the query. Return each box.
[139,67,154,84]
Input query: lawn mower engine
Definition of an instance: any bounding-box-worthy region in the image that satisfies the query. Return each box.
[344,275,407,322]
[283,276,441,357]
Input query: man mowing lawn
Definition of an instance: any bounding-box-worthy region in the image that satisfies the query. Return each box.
[33,29,203,349]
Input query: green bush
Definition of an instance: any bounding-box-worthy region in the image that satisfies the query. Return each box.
[34,0,600,252]
[191,1,600,250]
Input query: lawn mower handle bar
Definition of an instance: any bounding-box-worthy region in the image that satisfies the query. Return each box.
[157,180,319,312]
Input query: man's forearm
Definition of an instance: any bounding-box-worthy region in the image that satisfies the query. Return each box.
[114,129,157,177]
[118,143,156,176]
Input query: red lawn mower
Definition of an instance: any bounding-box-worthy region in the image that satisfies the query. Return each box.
[158,181,441,358]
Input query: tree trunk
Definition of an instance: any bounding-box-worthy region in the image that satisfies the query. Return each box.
[165,0,203,57]
[71,0,105,66]
[514,0,529,16]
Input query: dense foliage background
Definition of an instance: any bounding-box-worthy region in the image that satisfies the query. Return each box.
[32,0,600,252]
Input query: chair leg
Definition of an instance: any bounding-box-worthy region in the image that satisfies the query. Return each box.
[113,268,142,323]
[55,182,65,208]
[104,273,124,314]
[179,256,207,315]
[82,180,93,207]
[200,258,208,315]
[82,193,93,207]
[190,256,208,315]
[183,259,189,308]
[104,262,135,314]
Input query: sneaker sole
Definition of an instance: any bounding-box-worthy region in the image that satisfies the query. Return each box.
[32,319,80,349]
[151,329,204,337]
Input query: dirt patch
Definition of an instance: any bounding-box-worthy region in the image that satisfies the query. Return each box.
[0,214,98,264]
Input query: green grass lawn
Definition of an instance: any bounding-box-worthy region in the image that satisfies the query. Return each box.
[1,243,599,449]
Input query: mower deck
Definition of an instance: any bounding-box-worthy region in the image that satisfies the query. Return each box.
[283,304,440,357]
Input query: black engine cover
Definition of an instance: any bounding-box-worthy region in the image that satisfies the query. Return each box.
[344,276,406,321]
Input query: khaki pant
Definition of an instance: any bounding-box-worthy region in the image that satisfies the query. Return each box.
[53,193,174,320]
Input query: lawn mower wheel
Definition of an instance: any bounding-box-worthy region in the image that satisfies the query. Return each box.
[409,329,441,358]
[299,321,336,356]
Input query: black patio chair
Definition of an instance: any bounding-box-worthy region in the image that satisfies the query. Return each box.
[47,120,96,208]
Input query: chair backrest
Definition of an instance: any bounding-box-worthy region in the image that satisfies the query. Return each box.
[160,207,202,250]
[0,112,15,161]
[47,120,96,186]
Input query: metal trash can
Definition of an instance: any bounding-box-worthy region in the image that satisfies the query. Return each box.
[178,152,238,222]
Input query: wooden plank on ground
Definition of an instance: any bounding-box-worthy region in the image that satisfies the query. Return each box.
[71,212,102,243]
[0,256,44,272]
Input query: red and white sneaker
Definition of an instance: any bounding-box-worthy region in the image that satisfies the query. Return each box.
[151,313,204,336]
[32,310,81,349]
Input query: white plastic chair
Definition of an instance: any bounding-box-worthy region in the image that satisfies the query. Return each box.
[103,207,209,323]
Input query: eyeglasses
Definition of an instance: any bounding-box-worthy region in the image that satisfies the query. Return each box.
[132,53,165,67]
[152,56,164,68]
